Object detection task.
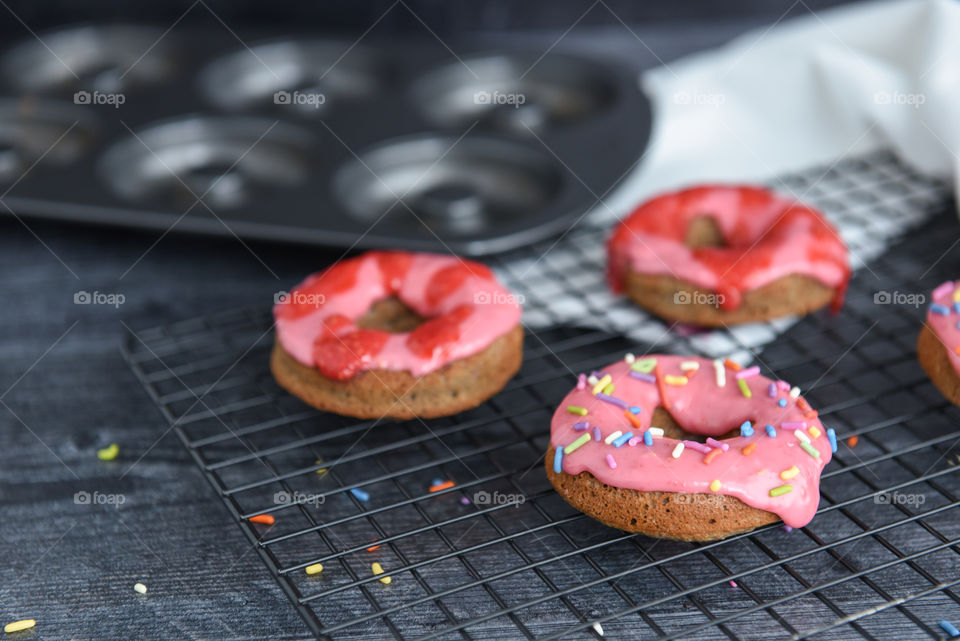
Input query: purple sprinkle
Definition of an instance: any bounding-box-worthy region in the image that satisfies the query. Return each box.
[591,370,606,378]
[684,440,711,454]
[768,383,777,398]
[706,437,729,451]
[605,454,617,469]
[460,496,471,505]
[783,525,793,532]
[628,437,640,446]
[781,421,805,430]
[596,393,628,409]
[573,422,589,431]
[576,374,586,390]
[776,380,790,390]
[630,371,656,383]
[592,426,602,442]
[736,366,760,379]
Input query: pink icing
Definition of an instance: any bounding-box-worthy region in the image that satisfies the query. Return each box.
[927,280,960,375]
[274,252,521,378]
[551,355,833,528]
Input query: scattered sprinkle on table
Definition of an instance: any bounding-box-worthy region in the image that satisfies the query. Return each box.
[460,496,471,505]
[366,540,381,551]
[783,525,793,532]
[429,480,455,492]
[134,582,147,594]
[4,620,35,634]
[728,580,738,588]
[371,562,391,584]
[305,563,324,575]
[591,622,604,636]
[315,460,328,476]
[350,488,370,502]
[939,620,959,637]
[249,514,275,525]
[97,443,119,461]
[847,435,859,447]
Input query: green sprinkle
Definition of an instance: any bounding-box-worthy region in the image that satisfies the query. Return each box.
[602,383,615,395]
[97,443,119,461]
[800,441,821,458]
[564,434,591,455]
[567,405,587,416]
[737,379,752,398]
[631,358,657,374]
[769,484,793,497]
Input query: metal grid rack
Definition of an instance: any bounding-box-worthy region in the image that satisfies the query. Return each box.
[123,153,960,640]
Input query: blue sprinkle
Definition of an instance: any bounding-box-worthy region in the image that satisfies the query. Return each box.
[553,447,564,474]
[931,303,950,315]
[350,488,370,502]
[778,398,788,407]
[740,420,754,437]
[940,620,960,637]
[593,426,602,442]
[573,421,589,431]
[629,406,642,414]
[827,428,837,453]
[431,477,443,487]
[954,302,960,314]
[766,424,777,438]
[643,430,654,446]
[956,320,960,330]
[613,432,633,448]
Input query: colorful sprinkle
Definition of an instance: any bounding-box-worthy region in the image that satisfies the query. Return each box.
[778,398,787,407]
[648,427,664,437]
[4,620,36,634]
[587,375,598,386]
[808,426,822,439]
[804,410,818,419]
[134,582,147,594]
[713,359,726,387]
[460,496,471,505]
[612,432,633,448]
[742,442,757,456]
[602,383,615,395]
[351,488,371,502]
[736,366,760,379]
[680,360,700,371]
[565,433,592,454]
[729,580,738,588]
[765,424,777,438]
[431,478,444,486]
[624,410,643,428]
[777,380,790,391]
[573,421,589,431]
[596,393,628,409]
[592,375,611,395]
[629,406,641,414]
[800,442,820,458]
[847,435,859,447]
[738,379,752,398]
[703,448,723,465]
[783,525,793,532]
[933,281,955,299]
[371,562,391,584]
[671,443,685,458]
[740,421,754,437]
[827,428,837,452]
[931,303,951,315]
[664,375,688,385]
[553,448,563,473]
[781,421,805,430]
[605,454,617,469]
[624,353,635,363]
[593,426,602,442]
[629,371,656,383]
[655,364,671,410]
[367,541,381,551]
[710,479,722,492]
[631,358,657,373]
[429,480,455,492]
[706,437,729,451]
[794,430,810,443]
[628,437,640,446]
[643,430,653,446]
[315,460,328,476]
[789,386,801,399]
[684,440,711,454]
[780,465,799,479]
[576,373,586,390]
[306,563,324,575]
[939,620,959,637]
[769,485,793,497]
[768,383,777,398]
[604,430,623,445]
[592,622,604,636]
[567,405,587,416]
[97,443,119,461]
[724,358,742,371]
[249,514,275,525]
[797,397,811,411]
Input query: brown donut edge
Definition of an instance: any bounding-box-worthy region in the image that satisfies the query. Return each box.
[918,323,960,406]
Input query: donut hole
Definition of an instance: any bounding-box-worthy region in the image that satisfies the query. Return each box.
[356,297,425,333]
[650,406,740,442]
[685,215,726,249]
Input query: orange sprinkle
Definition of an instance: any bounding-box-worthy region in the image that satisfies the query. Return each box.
[655,364,670,410]
[724,359,742,371]
[429,480,455,493]
[847,435,859,447]
[955,345,960,355]
[703,448,723,465]
[804,410,818,419]
[685,368,698,380]
[742,443,757,456]
[249,514,275,525]
[366,540,381,552]
[624,409,643,428]
[797,398,810,411]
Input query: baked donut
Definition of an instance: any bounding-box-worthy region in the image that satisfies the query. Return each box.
[546,354,835,541]
[271,251,523,419]
[918,280,960,405]
[607,185,850,326]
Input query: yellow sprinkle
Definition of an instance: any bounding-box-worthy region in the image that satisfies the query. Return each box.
[315,460,328,476]
[738,379,752,398]
[4,620,36,634]
[808,426,822,439]
[954,288,960,303]
[305,563,324,575]
[780,466,799,480]
[709,479,722,492]
[602,383,615,395]
[592,375,612,395]
[371,562,391,584]
[97,443,119,461]
[134,582,147,594]
[664,375,688,386]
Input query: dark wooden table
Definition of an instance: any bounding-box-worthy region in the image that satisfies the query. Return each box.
[0,20,764,640]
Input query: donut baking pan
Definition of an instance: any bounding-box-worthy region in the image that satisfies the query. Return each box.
[0,25,650,255]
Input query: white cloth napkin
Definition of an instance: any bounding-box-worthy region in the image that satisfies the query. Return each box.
[604,0,960,214]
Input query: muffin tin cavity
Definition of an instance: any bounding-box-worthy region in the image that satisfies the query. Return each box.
[0,99,97,181]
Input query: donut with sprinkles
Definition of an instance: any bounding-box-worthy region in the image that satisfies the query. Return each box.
[918,280,960,406]
[546,354,835,541]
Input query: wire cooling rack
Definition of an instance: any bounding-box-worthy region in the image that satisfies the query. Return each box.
[123,151,960,640]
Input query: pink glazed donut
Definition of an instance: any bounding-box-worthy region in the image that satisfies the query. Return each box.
[546,354,836,541]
